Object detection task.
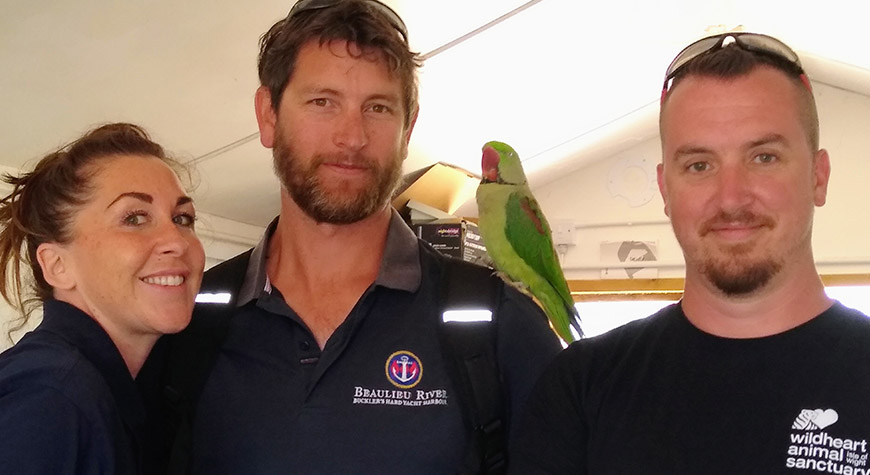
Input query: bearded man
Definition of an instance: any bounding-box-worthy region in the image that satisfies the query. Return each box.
[509,33,870,474]
[149,2,561,474]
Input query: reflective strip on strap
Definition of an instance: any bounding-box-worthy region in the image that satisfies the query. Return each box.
[442,309,493,323]
[194,292,232,304]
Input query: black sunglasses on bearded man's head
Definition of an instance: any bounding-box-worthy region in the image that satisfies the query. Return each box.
[286,0,408,42]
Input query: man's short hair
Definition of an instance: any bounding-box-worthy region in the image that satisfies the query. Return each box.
[660,43,820,152]
[258,0,422,128]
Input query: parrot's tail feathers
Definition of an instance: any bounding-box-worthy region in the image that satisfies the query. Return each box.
[565,300,584,340]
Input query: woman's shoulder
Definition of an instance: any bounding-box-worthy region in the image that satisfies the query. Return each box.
[0,335,121,473]
[0,330,110,410]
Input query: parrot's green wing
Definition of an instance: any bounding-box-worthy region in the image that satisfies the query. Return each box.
[504,191,574,307]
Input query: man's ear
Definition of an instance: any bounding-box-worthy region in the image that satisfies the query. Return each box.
[400,108,419,161]
[404,108,418,146]
[656,162,671,217]
[813,148,831,207]
[255,85,278,148]
[36,243,75,290]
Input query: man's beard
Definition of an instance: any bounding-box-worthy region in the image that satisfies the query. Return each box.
[695,210,782,296]
[699,247,782,296]
[272,130,404,224]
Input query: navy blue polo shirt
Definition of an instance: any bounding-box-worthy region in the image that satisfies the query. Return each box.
[190,211,562,474]
[0,299,145,474]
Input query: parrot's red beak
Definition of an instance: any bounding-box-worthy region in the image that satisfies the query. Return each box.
[481,146,500,183]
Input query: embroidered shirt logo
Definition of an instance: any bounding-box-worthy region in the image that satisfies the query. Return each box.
[350,351,447,407]
[385,351,423,389]
[785,408,869,472]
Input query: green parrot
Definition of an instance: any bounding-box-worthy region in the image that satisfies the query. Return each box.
[475,141,582,343]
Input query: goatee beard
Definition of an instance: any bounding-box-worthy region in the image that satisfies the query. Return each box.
[702,254,782,296]
[697,210,781,296]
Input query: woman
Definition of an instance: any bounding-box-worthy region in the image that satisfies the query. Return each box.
[0,123,205,473]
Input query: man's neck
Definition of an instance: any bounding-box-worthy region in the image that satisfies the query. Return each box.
[265,194,392,347]
[681,260,832,338]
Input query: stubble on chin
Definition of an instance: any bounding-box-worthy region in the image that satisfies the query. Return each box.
[272,133,404,224]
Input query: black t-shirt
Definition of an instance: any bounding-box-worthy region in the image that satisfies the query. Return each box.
[510,302,870,474]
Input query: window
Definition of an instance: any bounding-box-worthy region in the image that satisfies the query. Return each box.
[575,300,674,338]
[825,286,870,315]
[570,279,870,339]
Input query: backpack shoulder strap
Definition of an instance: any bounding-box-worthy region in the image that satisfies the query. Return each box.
[437,256,507,474]
[162,249,253,474]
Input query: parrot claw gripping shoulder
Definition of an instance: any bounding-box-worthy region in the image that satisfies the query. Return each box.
[475,141,583,343]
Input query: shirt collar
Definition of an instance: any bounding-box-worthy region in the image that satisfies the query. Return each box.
[39,299,145,426]
[237,209,422,306]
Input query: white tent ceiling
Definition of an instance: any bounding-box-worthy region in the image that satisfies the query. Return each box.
[2,0,869,228]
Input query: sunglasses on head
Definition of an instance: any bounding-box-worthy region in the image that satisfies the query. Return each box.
[287,0,408,42]
[662,32,805,98]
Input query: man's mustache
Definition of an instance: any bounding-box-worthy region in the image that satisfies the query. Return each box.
[699,210,775,236]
